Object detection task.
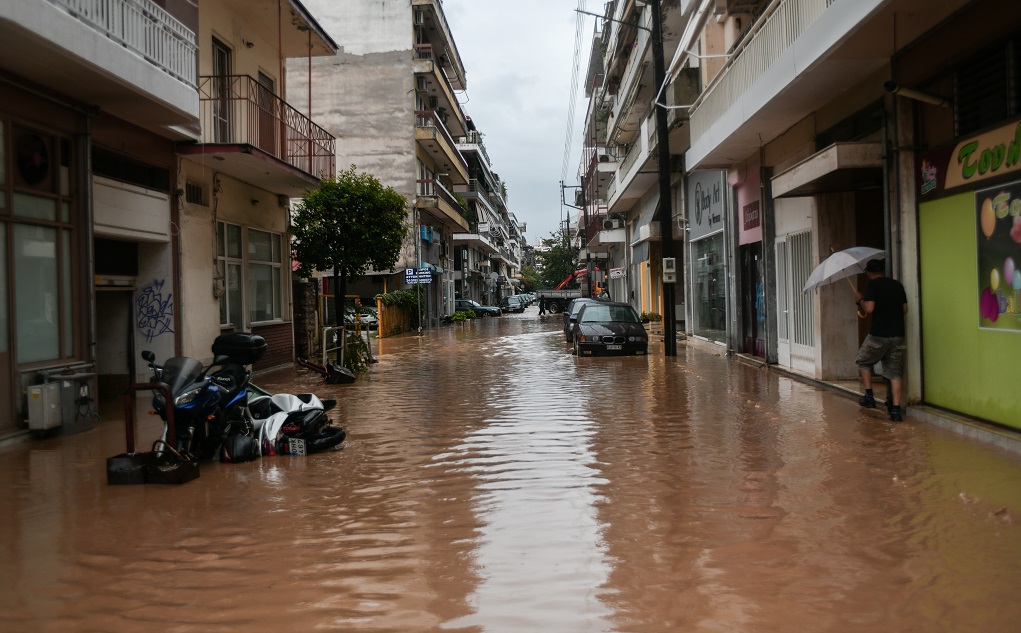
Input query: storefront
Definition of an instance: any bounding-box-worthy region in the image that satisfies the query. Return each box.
[733,162,764,357]
[917,118,1021,430]
[686,170,728,345]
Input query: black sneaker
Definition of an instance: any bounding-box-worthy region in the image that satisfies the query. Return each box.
[858,395,876,409]
[890,410,903,422]
[885,398,894,413]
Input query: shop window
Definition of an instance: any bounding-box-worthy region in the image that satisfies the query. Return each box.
[14,224,62,363]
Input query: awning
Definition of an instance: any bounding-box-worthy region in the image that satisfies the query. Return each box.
[630,197,662,246]
[772,142,883,198]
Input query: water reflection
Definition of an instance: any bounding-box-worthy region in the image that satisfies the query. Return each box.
[0,311,1020,632]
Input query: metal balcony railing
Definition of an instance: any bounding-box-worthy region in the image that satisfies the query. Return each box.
[689,0,833,141]
[198,75,335,179]
[455,130,492,168]
[54,0,197,85]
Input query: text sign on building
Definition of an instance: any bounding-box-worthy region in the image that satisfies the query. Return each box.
[687,170,726,240]
[743,201,760,231]
[609,267,626,279]
[404,268,432,284]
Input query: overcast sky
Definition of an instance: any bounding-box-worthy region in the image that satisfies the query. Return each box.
[443,0,593,245]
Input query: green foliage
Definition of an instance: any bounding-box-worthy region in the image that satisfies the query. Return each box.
[290,166,409,281]
[451,310,473,323]
[641,311,662,322]
[518,265,540,292]
[537,231,579,288]
[343,330,371,374]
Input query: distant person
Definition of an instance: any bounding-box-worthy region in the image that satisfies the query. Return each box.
[854,259,908,422]
[538,298,546,315]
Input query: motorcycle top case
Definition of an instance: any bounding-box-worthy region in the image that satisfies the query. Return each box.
[212,332,267,365]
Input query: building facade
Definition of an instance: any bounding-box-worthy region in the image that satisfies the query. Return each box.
[577,0,1021,430]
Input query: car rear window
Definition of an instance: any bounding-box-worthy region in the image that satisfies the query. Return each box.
[580,305,639,323]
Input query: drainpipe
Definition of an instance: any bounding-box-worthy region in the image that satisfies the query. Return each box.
[82,115,97,368]
[881,108,892,277]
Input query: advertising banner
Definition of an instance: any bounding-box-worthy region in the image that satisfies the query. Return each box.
[976,181,1021,330]
[687,170,726,241]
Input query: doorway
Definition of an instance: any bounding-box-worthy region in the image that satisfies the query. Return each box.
[740,242,765,357]
[776,230,814,372]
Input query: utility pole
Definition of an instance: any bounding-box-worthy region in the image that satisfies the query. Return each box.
[651,0,677,356]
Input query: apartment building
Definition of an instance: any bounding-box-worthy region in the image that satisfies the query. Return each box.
[682,0,1018,429]
[176,0,336,368]
[578,0,690,310]
[289,0,473,327]
[454,125,520,306]
[0,0,199,438]
[0,0,337,442]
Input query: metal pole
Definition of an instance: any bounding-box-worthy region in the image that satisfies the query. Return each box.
[651,0,677,356]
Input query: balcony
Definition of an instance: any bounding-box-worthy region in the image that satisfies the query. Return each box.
[0,0,199,138]
[416,179,470,232]
[411,0,466,90]
[685,0,962,168]
[414,43,465,132]
[416,111,470,184]
[179,75,335,196]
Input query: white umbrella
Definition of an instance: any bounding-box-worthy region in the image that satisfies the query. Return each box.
[802,247,884,292]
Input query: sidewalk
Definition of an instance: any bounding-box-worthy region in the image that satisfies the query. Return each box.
[639,323,1021,455]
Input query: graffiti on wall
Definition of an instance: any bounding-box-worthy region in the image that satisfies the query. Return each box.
[137,279,174,343]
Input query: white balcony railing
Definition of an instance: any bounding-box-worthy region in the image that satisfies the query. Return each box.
[53,0,197,85]
[689,0,831,142]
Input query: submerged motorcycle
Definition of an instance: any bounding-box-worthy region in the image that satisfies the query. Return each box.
[143,333,267,461]
[248,388,346,456]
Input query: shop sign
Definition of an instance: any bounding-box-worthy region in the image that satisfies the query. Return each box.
[609,267,626,279]
[687,170,726,240]
[921,119,1021,196]
[976,180,1021,330]
[743,200,760,231]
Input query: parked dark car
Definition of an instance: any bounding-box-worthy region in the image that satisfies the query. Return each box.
[570,302,649,356]
[563,297,602,343]
[456,299,501,317]
[499,295,526,313]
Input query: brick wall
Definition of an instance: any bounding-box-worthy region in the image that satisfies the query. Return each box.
[252,323,293,370]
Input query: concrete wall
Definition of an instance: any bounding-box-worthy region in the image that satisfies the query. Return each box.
[199,0,288,97]
[287,0,422,293]
[178,164,292,362]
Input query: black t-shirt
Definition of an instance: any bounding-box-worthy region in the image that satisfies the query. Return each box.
[863,276,907,337]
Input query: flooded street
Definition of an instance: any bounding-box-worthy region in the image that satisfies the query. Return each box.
[2,310,1021,632]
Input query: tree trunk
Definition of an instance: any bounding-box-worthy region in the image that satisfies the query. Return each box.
[331,265,349,327]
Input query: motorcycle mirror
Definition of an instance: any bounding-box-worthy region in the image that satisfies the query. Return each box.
[141,350,155,362]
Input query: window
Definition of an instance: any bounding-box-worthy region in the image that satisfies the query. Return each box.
[217,222,283,327]
[247,229,281,323]
[954,37,1021,136]
[212,38,233,143]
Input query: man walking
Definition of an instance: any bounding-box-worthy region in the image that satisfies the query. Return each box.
[854,259,908,421]
[538,297,546,316]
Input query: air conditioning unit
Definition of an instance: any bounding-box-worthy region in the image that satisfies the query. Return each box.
[603,219,622,230]
[414,10,425,25]
[598,151,612,163]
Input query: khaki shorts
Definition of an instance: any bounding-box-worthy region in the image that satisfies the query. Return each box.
[855,334,906,379]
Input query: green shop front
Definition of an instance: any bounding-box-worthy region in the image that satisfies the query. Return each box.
[918,118,1021,429]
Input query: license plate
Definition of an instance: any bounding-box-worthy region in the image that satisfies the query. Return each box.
[606,344,623,350]
[286,437,307,456]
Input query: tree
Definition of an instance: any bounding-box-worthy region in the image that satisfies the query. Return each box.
[518,265,540,292]
[536,231,579,289]
[291,167,409,326]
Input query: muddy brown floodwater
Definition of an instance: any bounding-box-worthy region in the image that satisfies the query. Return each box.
[2,311,1021,632]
